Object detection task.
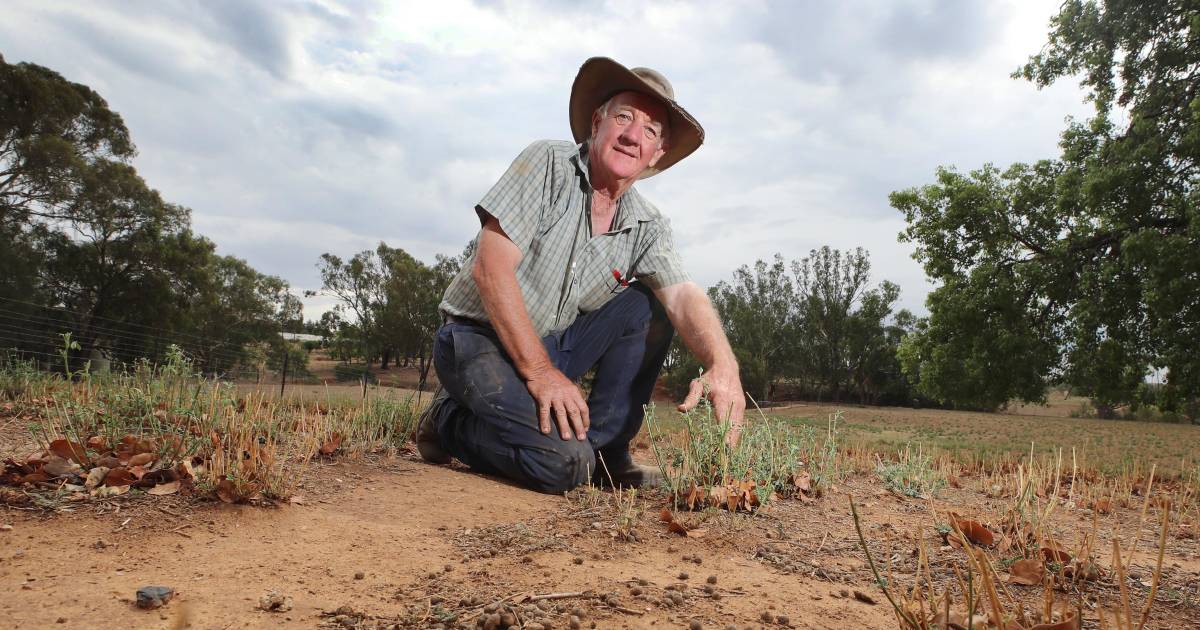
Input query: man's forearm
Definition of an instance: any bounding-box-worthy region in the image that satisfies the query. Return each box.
[658,282,737,374]
[474,263,553,379]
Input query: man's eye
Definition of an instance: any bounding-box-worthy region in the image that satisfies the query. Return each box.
[615,112,632,123]
[645,127,659,140]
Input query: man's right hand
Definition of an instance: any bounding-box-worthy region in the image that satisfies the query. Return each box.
[525,365,590,441]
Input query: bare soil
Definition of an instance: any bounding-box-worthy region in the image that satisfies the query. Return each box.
[3,405,1200,629]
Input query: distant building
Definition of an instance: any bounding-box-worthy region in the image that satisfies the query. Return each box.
[279,332,325,343]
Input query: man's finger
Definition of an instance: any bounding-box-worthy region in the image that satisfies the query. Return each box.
[552,400,571,440]
[568,403,587,441]
[677,378,704,412]
[578,395,591,431]
[725,420,743,447]
[538,400,552,434]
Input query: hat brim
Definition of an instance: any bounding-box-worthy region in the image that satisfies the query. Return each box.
[569,57,704,179]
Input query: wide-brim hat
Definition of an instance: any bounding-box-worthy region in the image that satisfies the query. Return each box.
[569,57,704,179]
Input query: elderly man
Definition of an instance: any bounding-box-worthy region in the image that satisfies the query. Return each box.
[418,57,745,494]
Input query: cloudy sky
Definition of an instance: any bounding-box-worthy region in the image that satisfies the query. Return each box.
[2,0,1091,318]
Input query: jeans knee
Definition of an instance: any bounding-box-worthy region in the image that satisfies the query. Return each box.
[521,441,595,494]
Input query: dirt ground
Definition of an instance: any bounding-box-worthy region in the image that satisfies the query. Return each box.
[3,443,1200,629]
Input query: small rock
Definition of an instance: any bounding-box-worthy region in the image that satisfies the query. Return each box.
[760,611,774,623]
[522,555,533,564]
[689,621,703,630]
[706,575,717,585]
[839,588,850,598]
[568,615,582,629]
[56,618,65,624]
[776,615,790,626]
[354,571,364,580]
[678,572,689,580]
[483,613,503,630]
[258,590,293,612]
[501,612,518,626]
[12,548,25,559]
[136,586,174,610]
[572,556,584,565]
[630,587,643,596]
[570,606,585,619]
[692,556,702,565]
[0,524,12,532]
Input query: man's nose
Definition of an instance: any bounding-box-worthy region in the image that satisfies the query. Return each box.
[617,122,640,145]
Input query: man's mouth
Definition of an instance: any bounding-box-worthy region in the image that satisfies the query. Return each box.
[613,146,637,159]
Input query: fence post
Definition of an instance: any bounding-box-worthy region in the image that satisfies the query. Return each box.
[280,347,289,398]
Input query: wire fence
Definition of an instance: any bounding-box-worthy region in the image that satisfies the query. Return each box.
[0,296,304,384]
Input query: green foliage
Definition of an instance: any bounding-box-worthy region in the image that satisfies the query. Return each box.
[893,0,1200,417]
[644,399,841,509]
[874,446,945,498]
[0,55,294,374]
[700,247,910,404]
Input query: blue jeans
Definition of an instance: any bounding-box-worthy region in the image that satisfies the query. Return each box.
[430,283,673,494]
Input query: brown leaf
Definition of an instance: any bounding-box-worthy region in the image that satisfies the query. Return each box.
[794,471,812,493]
[1029,609,1080,630]
[1040,540,1072,564]
[1008,558,1045,586]
[86,436,108,452]
[42,455,81,478]
[49,439,89,465]
[103,467,137,487]
[127,465,149,480]
[127,452,156,467]
[950,516,995,546]
[146,481,180,496]
[659,507,673,523]
[661,508,706,538]
[91,484,129,498]
[216,479,238,503]
[1091,498,1112,514]
[318,432,342,456]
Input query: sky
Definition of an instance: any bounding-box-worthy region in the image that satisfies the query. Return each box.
[1,0,1093,319]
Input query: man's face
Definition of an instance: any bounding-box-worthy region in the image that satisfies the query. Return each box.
[589,91,669,182]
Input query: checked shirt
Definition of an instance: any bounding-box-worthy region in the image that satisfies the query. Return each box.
[438,140,690,336]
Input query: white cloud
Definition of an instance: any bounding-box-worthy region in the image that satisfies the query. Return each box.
[2,0,1091,319]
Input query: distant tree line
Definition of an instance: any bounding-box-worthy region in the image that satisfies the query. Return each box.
[0,54,299,374]
[663,247,921,407]
[307,243,468,390]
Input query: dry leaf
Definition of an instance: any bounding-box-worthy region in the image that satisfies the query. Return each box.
[1091,498,1112,514]
[42,455,81,477]
[86,436,107,452]
[127,452,156,467]
[660,507,707,538]
[147,481,180,496]
[1029,609,1080,630]
[794,471,812,493]
[1007,558,1045,586]
[1040,540,1072,564]
[950,515,995,546]
[216,479,238,503]
[103,467,137,487]
[91,484,130,498]
[49,439,88,465]
[318,432,342,456]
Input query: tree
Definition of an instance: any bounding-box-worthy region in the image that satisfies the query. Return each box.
[709,255,796,402]
[308,249,386,363]
[793,247,900,403]
[892,0,1200,417]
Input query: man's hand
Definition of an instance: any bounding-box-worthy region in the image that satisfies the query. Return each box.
[677,365,746,446]
[525,365,590,441]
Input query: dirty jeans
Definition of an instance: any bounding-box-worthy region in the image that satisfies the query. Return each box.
[430,283,673,494]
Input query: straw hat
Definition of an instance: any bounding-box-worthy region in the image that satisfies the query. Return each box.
[569,57,704,178]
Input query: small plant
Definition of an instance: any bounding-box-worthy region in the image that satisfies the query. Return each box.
[875,445,945,498]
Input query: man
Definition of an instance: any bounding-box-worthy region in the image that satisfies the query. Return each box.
[418,57,745,494]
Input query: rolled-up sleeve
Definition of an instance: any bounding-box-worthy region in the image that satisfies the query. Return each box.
[475,141,556,254]
[631,219,690,290]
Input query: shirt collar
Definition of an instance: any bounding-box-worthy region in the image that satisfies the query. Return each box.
[572,141,653,231]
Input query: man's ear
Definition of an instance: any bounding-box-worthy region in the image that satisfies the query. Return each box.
[648,141,668,168]
[591,108,603,138]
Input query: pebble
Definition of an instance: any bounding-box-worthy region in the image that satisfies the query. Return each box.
[689,621,703,630]
[706,575,717,585]
[760,611,775,623]
[136,586,174,610]
[678,572,689,580]
[776,615,790,626]
[572,557,584,565]
[354,572,364,580]
[568,615,581,629]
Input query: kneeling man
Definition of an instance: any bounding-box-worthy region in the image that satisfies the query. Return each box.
[418,57,745,493]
